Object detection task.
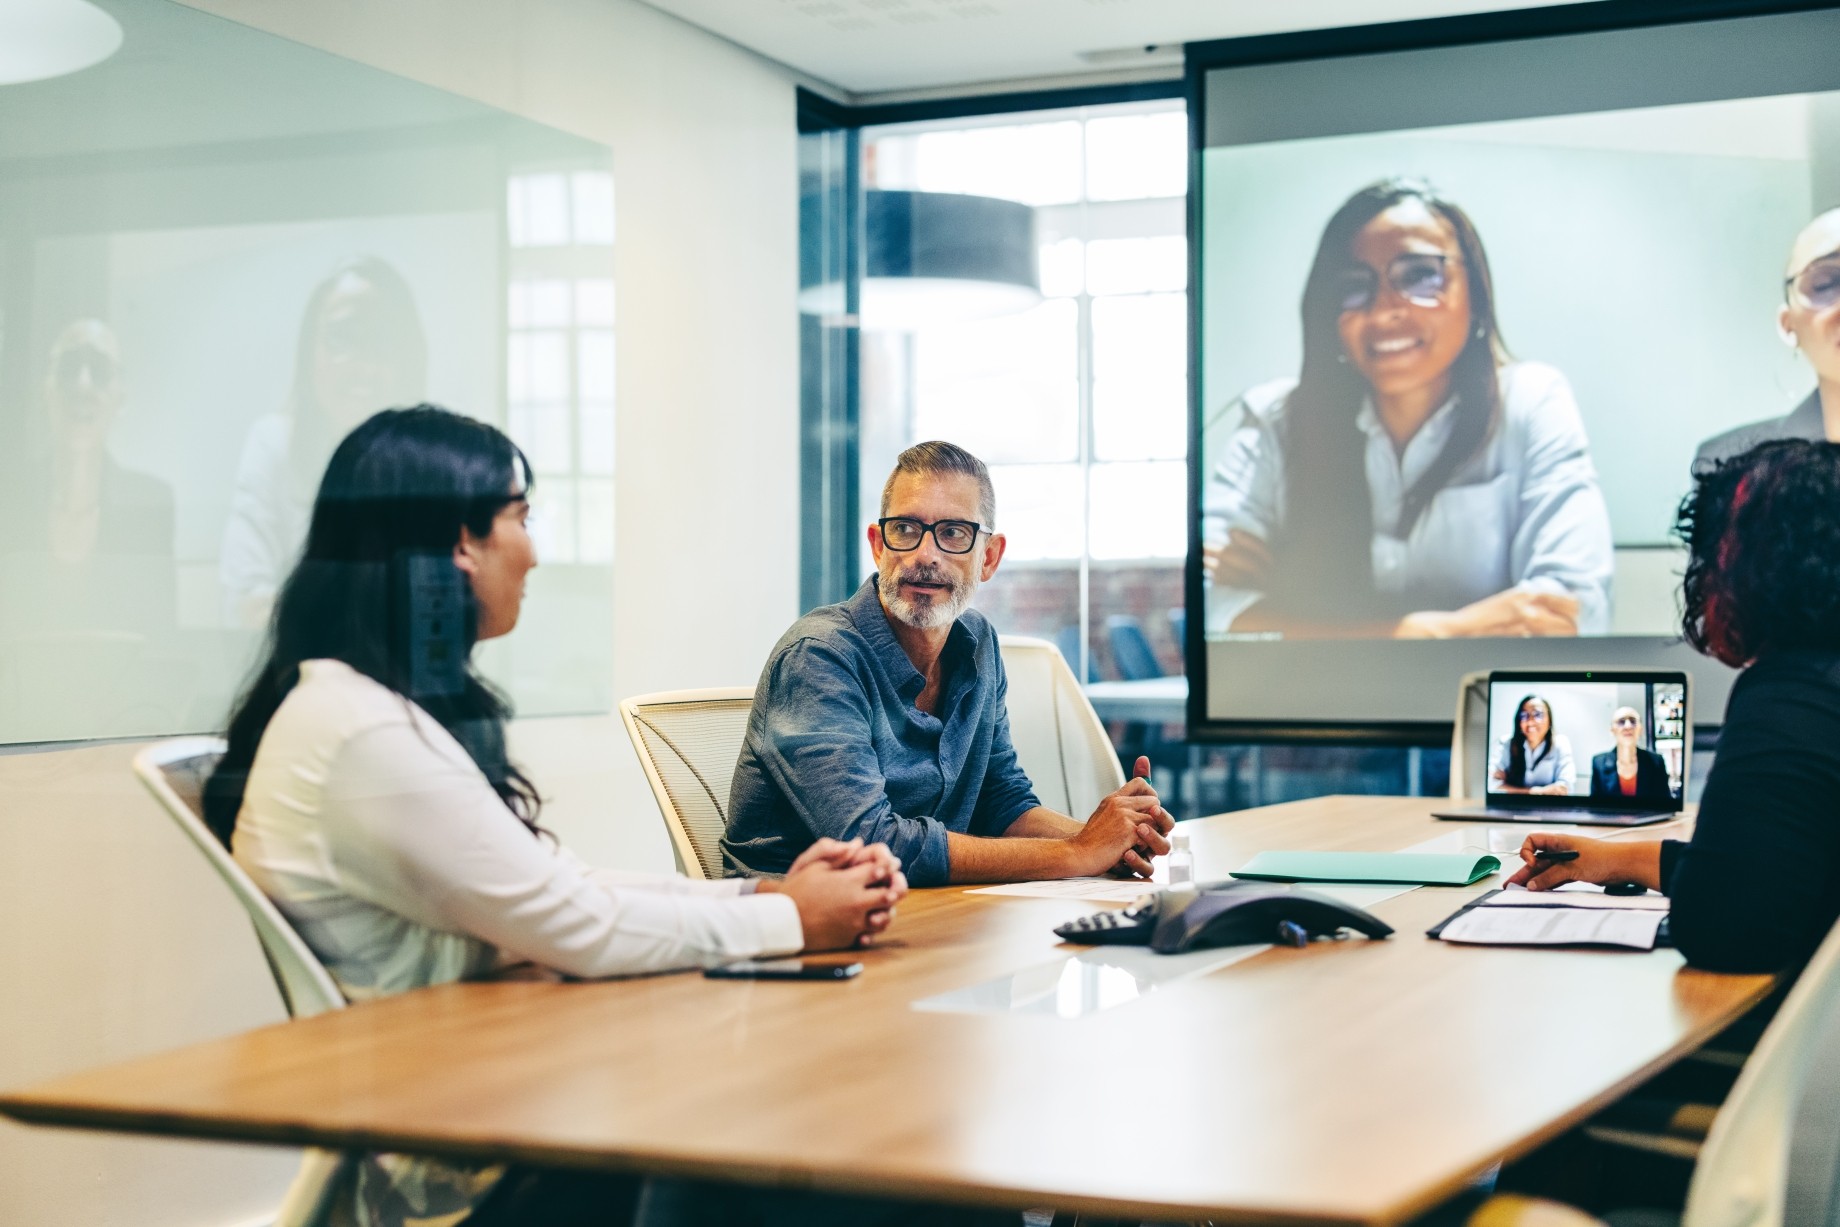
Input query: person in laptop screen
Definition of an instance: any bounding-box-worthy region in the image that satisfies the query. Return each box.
[1587,707,1672,802]
[1490,695,1574,795]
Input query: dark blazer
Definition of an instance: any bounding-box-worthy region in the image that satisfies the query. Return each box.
[1693,391,1821,473]
[1588,748,1672,802]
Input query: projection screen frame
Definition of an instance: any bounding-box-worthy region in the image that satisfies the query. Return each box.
[1182,0,1840,744]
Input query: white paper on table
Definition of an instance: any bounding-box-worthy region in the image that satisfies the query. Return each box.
[1440,906,1664,949]
[965,878,1161,903]
[1484,887,1669,912]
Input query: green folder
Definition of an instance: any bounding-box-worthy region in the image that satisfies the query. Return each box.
[1232,850,1500,887]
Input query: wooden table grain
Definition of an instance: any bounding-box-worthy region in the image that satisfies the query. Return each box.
[0,797,1774,1225]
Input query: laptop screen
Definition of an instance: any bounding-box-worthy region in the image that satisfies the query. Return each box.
[1485,672,1687,809]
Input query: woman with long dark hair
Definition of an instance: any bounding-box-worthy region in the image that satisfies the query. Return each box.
[1488,694,1574,795]
[208,406,905,1226]
[219,256,428,627]
[1513,439,1840,973]
[1202,178,1614,638]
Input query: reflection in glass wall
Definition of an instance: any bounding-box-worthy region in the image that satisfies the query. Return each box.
[0,0,613,742]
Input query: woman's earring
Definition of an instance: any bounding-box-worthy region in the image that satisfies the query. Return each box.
[1782,329,1800,352]
[1474,324,1488,339]
[1335,352,1349,364]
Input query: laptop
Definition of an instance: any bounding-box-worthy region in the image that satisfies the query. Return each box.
[1432,669,1689,828]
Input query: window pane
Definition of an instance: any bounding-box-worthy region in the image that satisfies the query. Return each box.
[578,328,615,401]
[571,171,615,245]
[1086,236,1186,296]
[528,278,571,327]
[526,330,570,401]
[575,277,615,327]
[529,477,577,563]
[909,121,1083,207]
[508,404,571,474]
[1093,379,1185,462]
[1089,461,1185,560]
[514,173,570,247]
[988,464,1084,561]
[1091,293,1186,461]
[579,402,614,475]
[1085,112,1187,202]
[1038,237,1084,298]
[913,299,1077,464]
[577,478,615,563]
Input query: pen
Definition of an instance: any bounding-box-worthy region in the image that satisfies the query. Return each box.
[1533,849,1580,863]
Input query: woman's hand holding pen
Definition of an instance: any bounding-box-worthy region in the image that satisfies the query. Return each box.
[1506,833,1664,893]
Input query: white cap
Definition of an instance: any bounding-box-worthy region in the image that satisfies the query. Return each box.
[1172,829,1190,850]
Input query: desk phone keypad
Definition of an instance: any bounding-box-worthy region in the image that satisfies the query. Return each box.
[1053,898,1157,946]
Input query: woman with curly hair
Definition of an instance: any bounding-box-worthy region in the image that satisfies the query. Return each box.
[1509,438,1840,972]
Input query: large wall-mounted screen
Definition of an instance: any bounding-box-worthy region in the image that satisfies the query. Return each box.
[1189,3,1840,736]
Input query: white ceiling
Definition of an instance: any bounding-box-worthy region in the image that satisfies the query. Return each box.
[638,0,1588,99]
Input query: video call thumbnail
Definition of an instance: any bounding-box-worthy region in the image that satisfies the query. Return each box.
[1486,682,1685,802]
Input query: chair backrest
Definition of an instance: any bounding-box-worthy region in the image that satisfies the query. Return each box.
[1106,615,1166,682]
[619,689,756,880]
[1449,671,1490,799]
[1000,636,1126,820]
[133,738,345,1020]
[1685,918,1840,1227]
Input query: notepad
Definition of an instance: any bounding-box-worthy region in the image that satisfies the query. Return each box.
[1231,850,1500,886]
[1438,907,1664,949]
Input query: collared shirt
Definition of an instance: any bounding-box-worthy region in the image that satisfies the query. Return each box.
[1201,361,1614,633]
[724,576,1042,888]
[1489,732,1575,791]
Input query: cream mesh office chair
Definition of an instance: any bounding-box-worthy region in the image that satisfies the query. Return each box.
[620,689,756,880]
[133,737,350,1227]
[1000,636,1125,821]
[1449,671,1491,799]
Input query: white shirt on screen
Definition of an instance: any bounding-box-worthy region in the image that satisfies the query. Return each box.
[232,657,801,1227]
[1490,731,1576,791]
[1201,361,1614,634]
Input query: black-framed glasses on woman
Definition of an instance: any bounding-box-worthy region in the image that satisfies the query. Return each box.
[1336,252,1452,314]
[1785,251,1840,312]
[877,517,988,554]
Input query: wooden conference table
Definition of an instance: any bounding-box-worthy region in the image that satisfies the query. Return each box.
[0,797,1776,1225]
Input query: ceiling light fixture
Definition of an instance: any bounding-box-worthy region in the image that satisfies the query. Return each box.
[0,0,124,86]
[800,189,1041,332]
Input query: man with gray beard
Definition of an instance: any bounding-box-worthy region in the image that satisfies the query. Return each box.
[723,441,1172,887]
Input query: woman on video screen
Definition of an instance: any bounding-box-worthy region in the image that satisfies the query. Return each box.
[1202,178,1613,638]
[1490,694,1573,795]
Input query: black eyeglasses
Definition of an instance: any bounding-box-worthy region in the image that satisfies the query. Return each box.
[1335,253,1452,314]
[877,517,988,554]
[1517,708,1548,723]
[1785,251,1840,312]
[1612,715,1641,727]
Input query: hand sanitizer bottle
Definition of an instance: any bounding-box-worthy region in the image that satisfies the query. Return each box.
[1167,829,1193,887]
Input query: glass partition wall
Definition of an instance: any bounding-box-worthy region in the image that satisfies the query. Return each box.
[0,0,614,743]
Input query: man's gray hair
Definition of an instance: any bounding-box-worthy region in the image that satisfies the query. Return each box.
[879,440,996,527]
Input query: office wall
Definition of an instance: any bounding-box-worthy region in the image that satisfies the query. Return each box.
[4,3,800,1224]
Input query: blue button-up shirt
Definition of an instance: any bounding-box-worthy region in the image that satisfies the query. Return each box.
[723,576,1042,887]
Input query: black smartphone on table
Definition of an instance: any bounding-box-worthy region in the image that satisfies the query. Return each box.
[704,958,862,981]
